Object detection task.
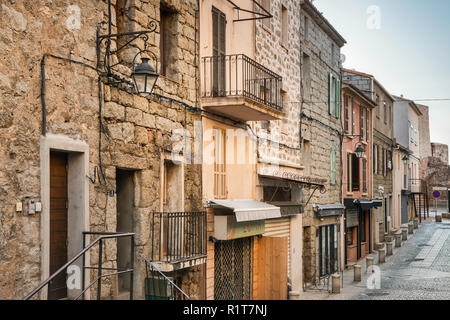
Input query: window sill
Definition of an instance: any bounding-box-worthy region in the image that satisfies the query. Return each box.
[362,193,368,197]
[346,192,354,196]
[361,140,368,146]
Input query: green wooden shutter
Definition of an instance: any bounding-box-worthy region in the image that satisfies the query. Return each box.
[336,78,341,118]
[328,73,333,114]
[330,147,336,185]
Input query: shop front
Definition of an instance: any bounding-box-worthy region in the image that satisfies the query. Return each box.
[207,200,288,300]
[344,198,382,264]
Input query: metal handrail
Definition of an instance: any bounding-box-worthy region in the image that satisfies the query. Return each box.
[24,232,135,300]
[138,254,190,300]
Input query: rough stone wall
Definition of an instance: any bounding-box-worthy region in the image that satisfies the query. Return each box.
[431,143,449,165]
[417,104,431,160]
[252,0,301,166]
[0,0,202,300]
[297,5,344,284]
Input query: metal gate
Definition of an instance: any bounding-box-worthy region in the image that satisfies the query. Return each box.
[214,237,252,300]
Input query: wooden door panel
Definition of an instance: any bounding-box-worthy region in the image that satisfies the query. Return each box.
[253,237,288,300]
[49,152,68,300]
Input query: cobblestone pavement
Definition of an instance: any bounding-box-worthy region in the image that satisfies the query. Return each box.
[300,218,450,300]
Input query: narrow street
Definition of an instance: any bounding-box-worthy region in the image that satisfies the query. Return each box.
[302,217,450,300]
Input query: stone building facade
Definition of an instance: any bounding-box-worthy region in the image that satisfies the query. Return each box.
[343,69,394,244]
[297,0,347,287]
[0,0,204,300]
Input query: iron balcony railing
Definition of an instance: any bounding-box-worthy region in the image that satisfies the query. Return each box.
[409,178,427,194]
[151,211,207,263]
[202,54,283,111]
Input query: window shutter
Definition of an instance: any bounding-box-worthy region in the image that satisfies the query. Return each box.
[330,148,336,185]
[328,73,333,114]
[335,79,341,118]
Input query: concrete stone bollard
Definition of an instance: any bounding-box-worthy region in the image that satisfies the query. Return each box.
[436,215,442,223]
[331,274,340,294]
[402,228,408,241]
[386,242,393,256]
[413,219,419,229]
[366,257,374,272]
[378,248,386,263]
[408,223,414,234]
[394,233,402,248]
[354,264,361,282]
[385,235,394,242]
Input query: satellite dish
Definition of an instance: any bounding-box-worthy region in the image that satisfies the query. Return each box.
[340,54,346,64]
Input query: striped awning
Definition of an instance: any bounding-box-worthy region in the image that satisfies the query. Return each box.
[208,199,281,222]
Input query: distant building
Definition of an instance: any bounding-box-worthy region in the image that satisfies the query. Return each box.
[342,69,394,244]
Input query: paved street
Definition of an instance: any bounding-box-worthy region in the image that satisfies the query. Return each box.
[301,217,450,300]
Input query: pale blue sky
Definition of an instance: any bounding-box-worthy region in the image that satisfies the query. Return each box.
[314,0,450,152]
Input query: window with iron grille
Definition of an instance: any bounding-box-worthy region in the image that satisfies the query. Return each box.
[214,238,252,300]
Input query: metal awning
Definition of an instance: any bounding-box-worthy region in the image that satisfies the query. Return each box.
[344,198,383,210]
[314,204,345,218]
[207,199,281,222]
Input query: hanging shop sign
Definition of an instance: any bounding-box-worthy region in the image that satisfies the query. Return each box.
[214,215,265,240]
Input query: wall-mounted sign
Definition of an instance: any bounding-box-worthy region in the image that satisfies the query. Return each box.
[432,190,441,199]
[214,215,265,240]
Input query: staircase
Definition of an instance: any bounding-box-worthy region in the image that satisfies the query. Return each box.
[24,231,191,300]
[24,232,135,300]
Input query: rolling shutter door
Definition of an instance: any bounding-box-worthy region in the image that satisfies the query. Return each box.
[263,217,291,278]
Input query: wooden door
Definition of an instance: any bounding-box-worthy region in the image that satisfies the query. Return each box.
[253,237,288,300]
[49,152,68,300]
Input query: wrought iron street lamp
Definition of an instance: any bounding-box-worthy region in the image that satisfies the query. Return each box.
[402,155,409,165]
[131,54,159,96]
[355,145,365,158]
[96,0,159,95]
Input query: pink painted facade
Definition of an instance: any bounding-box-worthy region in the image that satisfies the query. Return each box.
[342,83,377,264]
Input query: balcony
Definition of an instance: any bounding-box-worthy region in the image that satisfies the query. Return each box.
[201,54,284,121]
[409,179,427,194]
[150,212,207,272]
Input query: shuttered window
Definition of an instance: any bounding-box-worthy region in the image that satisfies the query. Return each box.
[344,95,349,133]
[212,7,226,96]
[328,73,333,115]
[213,128,226,199]
[330,148,336,185]
[328,73,340,118]
[335,78,341,119]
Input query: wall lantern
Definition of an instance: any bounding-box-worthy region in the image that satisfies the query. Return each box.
[131,54,159,96]
[355,145,365,158]
[402,155,409,165]
[96,1,159,95]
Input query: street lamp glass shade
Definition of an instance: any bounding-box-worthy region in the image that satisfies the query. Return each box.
[402,155,409,165]
[355,145,365,158]
[131,57,158,95]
